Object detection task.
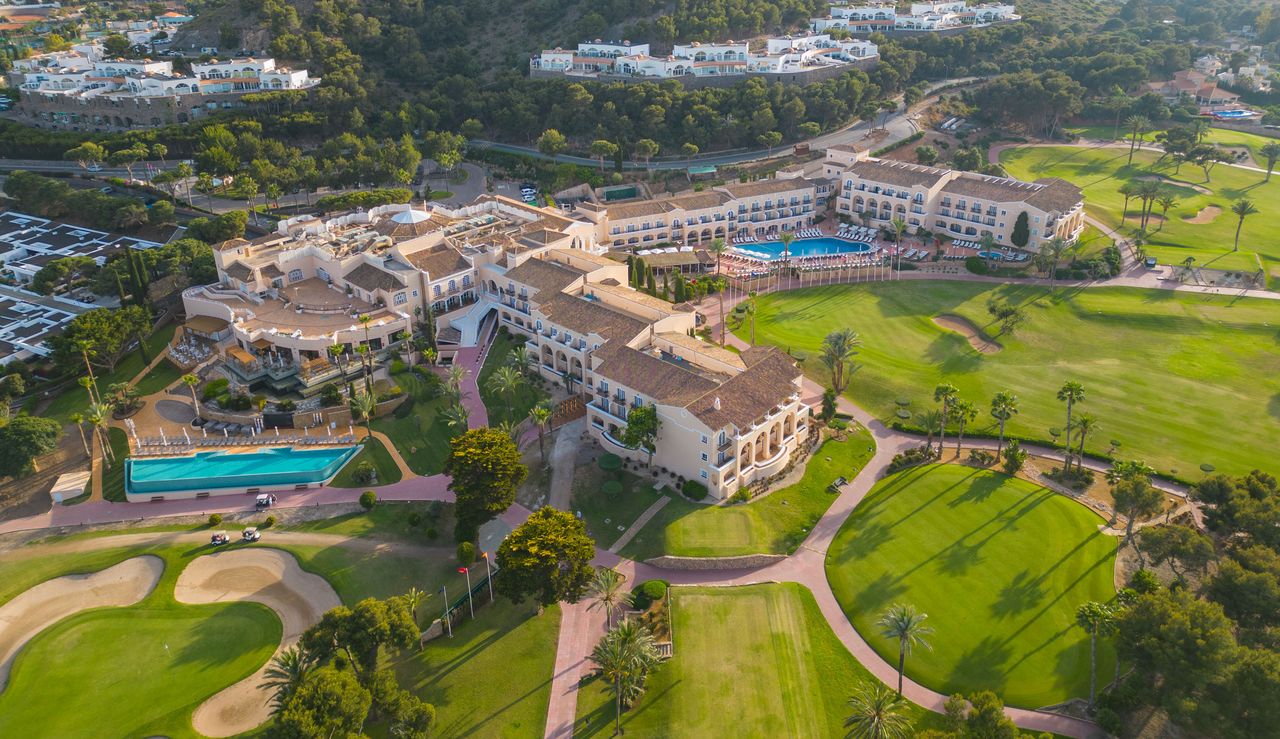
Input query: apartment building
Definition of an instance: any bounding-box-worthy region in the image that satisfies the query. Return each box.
[813,1,1019,33]
[825,146,1085,247]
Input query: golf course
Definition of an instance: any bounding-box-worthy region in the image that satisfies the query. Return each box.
[826,464,1117,708]
[744,281,1280,477]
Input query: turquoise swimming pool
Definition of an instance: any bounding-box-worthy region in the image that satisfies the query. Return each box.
[125,446,360,496]
[732,237,873,260]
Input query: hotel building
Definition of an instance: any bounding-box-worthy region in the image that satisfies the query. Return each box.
[813,1,1019,34]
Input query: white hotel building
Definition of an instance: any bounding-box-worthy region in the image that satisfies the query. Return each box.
[813,1,1019,34]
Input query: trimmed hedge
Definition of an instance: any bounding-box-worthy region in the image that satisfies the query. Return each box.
[632,579,669,610]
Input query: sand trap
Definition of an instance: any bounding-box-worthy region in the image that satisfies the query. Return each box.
[175,548,340,738]
[1184,205,1222,225]
[933,315,1001,354]
[0,555,164,691]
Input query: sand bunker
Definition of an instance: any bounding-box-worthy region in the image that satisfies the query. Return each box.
[0,556,164,691]
[934,315,1001,354]
[175,548,340,738]
[1183,205,1222,225]
[1137,175,1212,195]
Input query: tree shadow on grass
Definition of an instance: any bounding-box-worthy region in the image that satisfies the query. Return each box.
[842,520,893,558]
[172,603,276,669]
[947,474,1004,507]
[949,636,1012,697]
[990,570,1047,619]
[852,572,908,614]
[936,539,985,577]
[1270,393,1280,421]
[573,674,681,738]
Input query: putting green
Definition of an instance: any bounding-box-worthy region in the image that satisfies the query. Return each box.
[744,281,1280,476]
[826,464,1116,708]
[999,144,1280,278]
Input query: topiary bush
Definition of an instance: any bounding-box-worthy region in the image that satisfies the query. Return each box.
[407,511,422,527]
[262,515,276,528]
[359,490,377,510]
[1001,440,1027,475]
[457,541,476,565]
[597,453,622,472]
[964,256,989,275]
[351,460,376,484]
[208,513,222,526]
[631,579,669,611]
[680,480,708,501]
[426,527,438,540]
[887,446,932,474]
[602,480,623,496]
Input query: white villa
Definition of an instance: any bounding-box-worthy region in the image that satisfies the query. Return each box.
[813,1,1019,34]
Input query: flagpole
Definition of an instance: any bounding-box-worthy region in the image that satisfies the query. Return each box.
[442,584,452,638]
[483,551,494,601]
[463,567,475,619]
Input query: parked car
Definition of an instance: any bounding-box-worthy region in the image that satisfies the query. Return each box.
[211,531,230,546]
[86,164,102,172]
[98,186,113,194]
[242,527,260,542]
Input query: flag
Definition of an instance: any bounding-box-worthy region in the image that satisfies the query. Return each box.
[458,567,468,574]
[481,551,488,559]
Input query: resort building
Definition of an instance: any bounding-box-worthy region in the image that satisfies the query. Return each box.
[813,1,1019,34]
[824,146,1085,247]
[531,34,878,86]
[7,44,318,130]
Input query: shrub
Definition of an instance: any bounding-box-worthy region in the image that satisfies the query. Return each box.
[407,511,422,527]
[351,460,375,484]
[632,579,669,610]
[1001,440,1027,474]
[601,480,623,496]
[1095,708,1122,736]
[319,383,343,407]
[208,513,222,526]
[226,393,252,411]
[964,256,989,275]
[1045,466,1094,490]
[829,418,849,431]
[390,358,407,374]
[597,453,622,472]
[426,527,438,540]
[262,515,276,528]
[201,377,228,401]
[968,449,996,466]
[729,488,752,504]
[1130,568,1161,594]
[359,490,377,510]
[681,479,708,501]
[887,445,932,474]
[279,399,296,412]
[457,541,476,564]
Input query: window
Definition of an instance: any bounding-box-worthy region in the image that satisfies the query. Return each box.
[701,452,709,461]
[433,285,441,297]
[393,292,407,305]
[536,320,543,331]
[316,268,331,282]
[448,279,456,291]
[411,290,418,297]
[287,268,303,282]
[700,470,708,479]
[701,435,708,444]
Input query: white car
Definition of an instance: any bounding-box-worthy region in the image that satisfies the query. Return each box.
[86,164,102,172]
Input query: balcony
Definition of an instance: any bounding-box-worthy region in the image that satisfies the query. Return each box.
[592,399,628,423]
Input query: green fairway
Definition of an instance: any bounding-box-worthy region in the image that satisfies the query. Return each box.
[620,427,876,559]
[826,464,1116,708]
[575,583,945,737]
[999,143,1280,277]
[392,599,561,738]
[744,282,1280,476]
[0,546,279,738]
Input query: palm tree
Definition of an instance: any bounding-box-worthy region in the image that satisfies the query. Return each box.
[1154,193,1179,231]
[892,217,908,251]
[1231,198,1258,252]
[989,391,1018,458]
[744,291,758,345]
[1124,115,1150,164]
[528,402,553,463]
[1072,413,1098,473]
[877,603,933,696]
[708,237,727,277]
[181,374,201,422]
[952,398,977,456]
[711,276,728,346]
[1075,601,1115,712]
[487,365,524,410]
[843,680,913,739]
[589,619,661,736]
[495,418,519,442]
[932,383,958,459]
[820,328,862,395]
[1261,142,1280,182]
[403,587,427,625]
[350,389,377,441]
[328,343,350,388]
[357,313,374,391]
[778,231,795,288]
[1135,180,1161,231]
[917,409,942,457]
[260,645,317,717]
[447,364,467,395]
[1118,182,1137,225]
[69,412,91,457]
[586,567,633,628]
[1057,381,1086,472]
[508,346,535,378]
[442,401,470,432]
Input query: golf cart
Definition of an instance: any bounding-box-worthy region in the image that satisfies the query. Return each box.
[211,531,230,546]
[255,494,277,509]
[242,527,260,542]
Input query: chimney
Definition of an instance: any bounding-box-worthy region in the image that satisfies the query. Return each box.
[713,397,721,410]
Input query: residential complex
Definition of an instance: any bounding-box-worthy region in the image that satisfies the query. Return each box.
[823,145,1086,247]
[7,42,318,130]
[1146,69,1242,112]
[0,210,160,286]
[813,1,1019,34]
[531,34,878,86]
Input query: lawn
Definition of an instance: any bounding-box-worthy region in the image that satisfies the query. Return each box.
[0,545,279,739]
[43,323,178,424]
[571,465,666,550]
[1064,124,1279,162]
[479,328,550,427]
[826,464,1116,708]
[330,436,403,487]
[743,282,1280,477]
[574,583,947,737]
[999,143,1280,277]
[101,427,131,502]
[371,369,454,475]
[133,357,183,396]
[392,599,561,738]
[619,427,877,559]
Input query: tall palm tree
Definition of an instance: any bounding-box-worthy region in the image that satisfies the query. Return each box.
[590,619,661,736]
[1057,381,1086,472]
[1261,142,1280,183]
[328,343,351,391]
[487,365,524,411]
[843,680,913,739]
[744,291,758,345]
[358,313,374,392]
[820,328,862,395]
[712,276,728,346]
[69,412,91,457]
[350,389,377,441]
[87,402,115,465]
[1154,193,1179,231]
[181,374,201,422]
[1124,115,1150,164]
[1231,198,1258,252]
[892,217,908,252]
[1072,412,1098,473]
[355,344,372,394]
[260,645,317,716]
[952,398,977,455]
[508,346,535,378]
[1075,601,1115,712]
[76,339,100,405]
[932,383,958,459]
[877,603,933,696]
[528,402,553,463]
[447,365,467,397]
[989,391,1018,458]
[778,231,795,289]
[708,237,727,277]
[442,401,470,433]
[917,409,942,457]
[1118,182,1137,225]
[403,586,427,625]
[586,567,633,628]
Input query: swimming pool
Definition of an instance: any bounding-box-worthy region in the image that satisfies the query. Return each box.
[1213,110,1256,119]
[126,445,360,498]
[978,250,1004,260]
[733,237,873,260]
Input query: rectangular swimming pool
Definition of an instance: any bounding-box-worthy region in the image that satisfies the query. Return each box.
[733,237,873,260]
[125,445,361,497]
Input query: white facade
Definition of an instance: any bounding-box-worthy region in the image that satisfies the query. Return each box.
[535,36,876,80]
[815,1,1018,33]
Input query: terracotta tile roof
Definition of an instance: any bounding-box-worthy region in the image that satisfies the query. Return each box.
[344,263,405,293]
[505,257,583,296]
[685,347,802,429]
[212,237,248,252]
[720,178,815,199]
[404,245,471,279]
[593,346,719,404]
[1025,178,1084,213]
[259,263,284,279]
[655,331,745,370]
[536,293,648,342]
[848,159,950,189]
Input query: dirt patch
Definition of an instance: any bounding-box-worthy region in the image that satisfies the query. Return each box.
[175,548,341,738]
[933,315,1001,354]
[1183,205,1222,224]
[0,555,164,691]
[0,430,90,522]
